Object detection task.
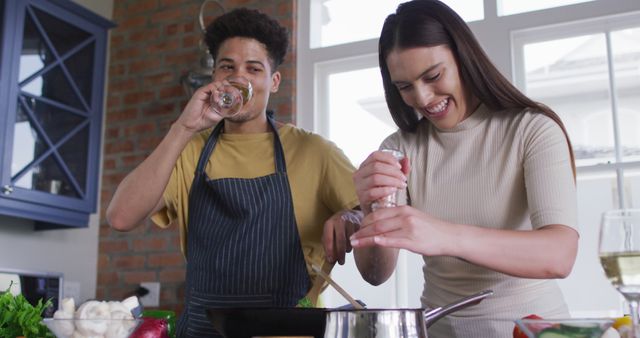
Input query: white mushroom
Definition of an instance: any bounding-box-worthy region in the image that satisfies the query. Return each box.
[105,320,133,338]
[61,297,76,314]
[75,300,110,336]
[52,311,75,336]
[52,298,76,337]
[108,301,133,320]
[120,296,142,317]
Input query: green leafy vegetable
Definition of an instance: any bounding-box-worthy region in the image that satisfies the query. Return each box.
[296,297,313,308]
[0,283,55,338]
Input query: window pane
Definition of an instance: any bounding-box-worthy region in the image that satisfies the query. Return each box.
[498,0,596,16]
[627,168,640,209]
[310,0,483,48]
[320,254,397,308]
[32,6,91,57]
[327,67,396,167]
[559,172,624,317]
[611,27,640,163]
[21,11,86,110]
[523,34,613,167]
[440,0,484,23]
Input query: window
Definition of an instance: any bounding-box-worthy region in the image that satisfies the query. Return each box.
[298,0,640,315]
[309,0,483,49]
[498,0,597,16]
[513,13,640,203]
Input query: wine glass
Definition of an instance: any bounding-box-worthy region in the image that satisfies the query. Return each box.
[210,76,253,118]
[599,209,640,337]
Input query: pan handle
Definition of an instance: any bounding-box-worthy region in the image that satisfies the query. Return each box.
[423,289,493,328]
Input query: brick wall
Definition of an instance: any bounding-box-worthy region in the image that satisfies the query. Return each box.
[98,0,297,315]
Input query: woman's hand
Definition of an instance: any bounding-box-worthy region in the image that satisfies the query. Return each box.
[352,205,579,278]
[175,82,224,134]
[350,205,453,256]
[353,150,409,214]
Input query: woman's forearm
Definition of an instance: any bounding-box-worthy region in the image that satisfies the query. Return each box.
[451,223,579,279]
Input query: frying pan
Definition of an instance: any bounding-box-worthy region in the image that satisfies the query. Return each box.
[207,289,493,338]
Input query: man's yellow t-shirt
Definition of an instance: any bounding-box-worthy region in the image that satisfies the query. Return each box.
[151,123,359,272]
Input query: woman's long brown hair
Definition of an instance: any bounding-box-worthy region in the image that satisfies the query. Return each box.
[379,0,576,177]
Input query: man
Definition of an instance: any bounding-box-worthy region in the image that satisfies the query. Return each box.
[106,8,358,337]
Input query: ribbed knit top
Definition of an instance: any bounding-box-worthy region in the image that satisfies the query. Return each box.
[381,104,578,337]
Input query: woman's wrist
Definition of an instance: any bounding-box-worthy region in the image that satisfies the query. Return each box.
[441,221,474,258]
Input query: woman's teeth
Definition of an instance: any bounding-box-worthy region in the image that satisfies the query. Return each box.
[426,98,448,114]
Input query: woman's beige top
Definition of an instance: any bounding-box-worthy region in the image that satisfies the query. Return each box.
[381,104,578,338]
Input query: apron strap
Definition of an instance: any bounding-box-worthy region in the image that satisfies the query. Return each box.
[196,121,225,174]
[266,116,287,174]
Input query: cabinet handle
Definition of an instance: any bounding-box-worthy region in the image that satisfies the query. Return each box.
[2,185,13,195]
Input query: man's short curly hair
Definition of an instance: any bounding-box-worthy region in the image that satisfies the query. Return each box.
[204,8,289,71]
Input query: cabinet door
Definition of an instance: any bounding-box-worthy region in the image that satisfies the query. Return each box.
[0,1,4,60]
[0,0,113,227]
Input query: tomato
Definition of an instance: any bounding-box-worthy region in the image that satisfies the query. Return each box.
[513,314,543,338]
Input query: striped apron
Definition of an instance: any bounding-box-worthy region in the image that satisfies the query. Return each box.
[177,117,311,337]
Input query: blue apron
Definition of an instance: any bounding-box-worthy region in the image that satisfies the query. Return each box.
[177,117,311,337]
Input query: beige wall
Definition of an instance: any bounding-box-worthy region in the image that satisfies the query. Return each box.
[0,0,113,305]
[74,0,113,18]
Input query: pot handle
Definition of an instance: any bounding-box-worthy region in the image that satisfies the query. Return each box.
[423,289,493,328]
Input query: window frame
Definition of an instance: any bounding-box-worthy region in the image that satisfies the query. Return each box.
[511,10,640,207]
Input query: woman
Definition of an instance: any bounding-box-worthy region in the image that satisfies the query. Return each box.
[349,1,579,336]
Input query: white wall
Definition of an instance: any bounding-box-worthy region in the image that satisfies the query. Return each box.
[0,0,113,304]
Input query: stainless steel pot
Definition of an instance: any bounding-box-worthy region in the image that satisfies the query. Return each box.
[207,289,493,338]
[323,289,493,338]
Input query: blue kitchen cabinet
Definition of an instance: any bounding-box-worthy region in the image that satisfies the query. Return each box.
[0,0,114,229]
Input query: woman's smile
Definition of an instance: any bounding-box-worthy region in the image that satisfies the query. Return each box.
[422,97,450,118]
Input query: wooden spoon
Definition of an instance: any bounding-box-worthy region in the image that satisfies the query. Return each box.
[310,263,364,310]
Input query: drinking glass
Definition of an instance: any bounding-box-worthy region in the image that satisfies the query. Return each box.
[210,76,253,118]
[599,209,640,337]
